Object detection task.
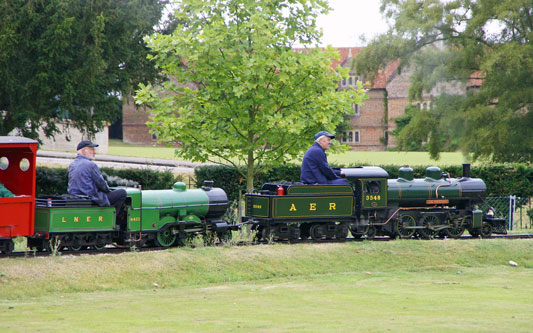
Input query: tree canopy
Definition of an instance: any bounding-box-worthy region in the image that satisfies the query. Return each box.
[0,0,166,139]
[135,0,367,190]
[355,0,533,162]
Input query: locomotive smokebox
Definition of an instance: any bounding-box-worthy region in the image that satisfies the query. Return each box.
[205,187,228,218]
[463,163,471,178]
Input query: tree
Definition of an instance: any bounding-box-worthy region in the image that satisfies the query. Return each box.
[355,0,533,162]
[135,0,367,190]
[0,0,166,139]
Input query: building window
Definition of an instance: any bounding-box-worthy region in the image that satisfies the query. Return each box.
[342,78,346,86]
[352,104,360,115]
[348,131,353,142]
[423,102,427,110]
[354,131,360,143]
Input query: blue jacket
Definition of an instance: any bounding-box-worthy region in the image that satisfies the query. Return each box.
[68,155,110,206]
[300,142,341,184]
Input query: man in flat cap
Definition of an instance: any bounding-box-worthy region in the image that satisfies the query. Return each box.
[68,140,126,216]
[300,131,348,185]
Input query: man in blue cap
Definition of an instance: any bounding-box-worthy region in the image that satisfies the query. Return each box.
[68,140,127,216]
[300,131,349,185]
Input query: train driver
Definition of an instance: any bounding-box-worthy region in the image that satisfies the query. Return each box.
[300,131,349,185]
[68,140,127,216]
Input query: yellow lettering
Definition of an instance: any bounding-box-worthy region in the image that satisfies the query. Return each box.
[253,204,262,209]
[289,203,297,211]
[329,203,336,210]
[87,216,91,222]
[62,217,66,223]
[309,203,316,211]
[74,217,79,222]
[98,216,103,222]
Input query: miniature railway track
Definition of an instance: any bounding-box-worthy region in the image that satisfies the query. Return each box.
[2,233,532,259]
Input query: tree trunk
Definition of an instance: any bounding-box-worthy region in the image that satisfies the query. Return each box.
[246,149,254,192]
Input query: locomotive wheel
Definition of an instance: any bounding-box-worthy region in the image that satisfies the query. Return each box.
[366,226,377,240]
[299,223,311,240]
[468,228,480,237]
[419,215,439,239]
[335,223,349,241]
[350,223,367,239]
[444,226,465,238]
[396,215,416,239]
[155,229,177,247]
[1,240,14,254]
[68,245,85,251]
[480,223,493,238]
[310,224,324,241]
[93,244,106,251]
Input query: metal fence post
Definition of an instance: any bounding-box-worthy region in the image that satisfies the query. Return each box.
[508,195,515,230]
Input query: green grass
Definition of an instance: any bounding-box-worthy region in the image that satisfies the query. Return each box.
[1,239,532,331]
[107,139,470,166]
[1,267,531,332]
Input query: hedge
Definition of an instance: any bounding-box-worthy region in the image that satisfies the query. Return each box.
[195,163,533,202]
[36,167,182,195]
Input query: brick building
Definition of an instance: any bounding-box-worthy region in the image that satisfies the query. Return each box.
[122,98,155,145]
[121,47,434,149]
[332,47,436,151]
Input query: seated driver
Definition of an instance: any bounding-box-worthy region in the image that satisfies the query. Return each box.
[68,140,126,216]
[300,131,349,185]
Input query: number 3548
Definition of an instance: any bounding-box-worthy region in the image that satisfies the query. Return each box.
[366,195,381,201]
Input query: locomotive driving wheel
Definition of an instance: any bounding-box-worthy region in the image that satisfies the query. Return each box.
[395,215,416,238]
[419,215,439,239]
[155,229,177,247]
[444,225,465,238]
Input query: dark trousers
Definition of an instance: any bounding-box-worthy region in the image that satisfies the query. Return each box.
[106,189,127,216]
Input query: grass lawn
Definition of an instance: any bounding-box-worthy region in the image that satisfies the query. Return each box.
[1,239,532,331]
[108,140,471,167]
[2,267,531,332]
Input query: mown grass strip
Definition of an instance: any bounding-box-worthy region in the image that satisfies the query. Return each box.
[0,239,531,299]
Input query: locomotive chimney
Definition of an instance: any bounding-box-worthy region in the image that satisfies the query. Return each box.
[462,163,471,178]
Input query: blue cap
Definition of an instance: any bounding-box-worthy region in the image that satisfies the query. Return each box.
[77,140,99,151]
[314,131,335,140]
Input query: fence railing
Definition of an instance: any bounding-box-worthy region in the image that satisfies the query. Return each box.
[483,196,532,231]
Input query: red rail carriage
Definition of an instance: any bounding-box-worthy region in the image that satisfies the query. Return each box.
[0,136,38,253]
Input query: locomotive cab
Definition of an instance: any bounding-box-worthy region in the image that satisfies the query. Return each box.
[341,166,389,213]
[0,136,38,254]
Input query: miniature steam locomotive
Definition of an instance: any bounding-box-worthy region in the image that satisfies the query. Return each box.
[244,165,506,240]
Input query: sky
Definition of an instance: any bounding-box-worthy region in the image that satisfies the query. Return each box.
[316,0,389,47]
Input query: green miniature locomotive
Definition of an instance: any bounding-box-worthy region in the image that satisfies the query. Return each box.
[244,165,506,240]
[29,181,237,251]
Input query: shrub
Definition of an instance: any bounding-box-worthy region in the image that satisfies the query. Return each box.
[195,163,533,201]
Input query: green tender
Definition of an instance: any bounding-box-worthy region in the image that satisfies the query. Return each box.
[34,206,116,233]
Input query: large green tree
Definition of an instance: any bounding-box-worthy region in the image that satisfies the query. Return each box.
[135,0,366,190]
[0,0,166,139]
[355,0,533,162]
